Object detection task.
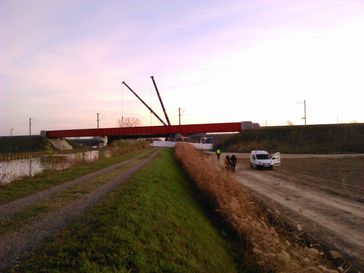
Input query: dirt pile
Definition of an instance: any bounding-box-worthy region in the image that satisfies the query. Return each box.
[175,143,338,273]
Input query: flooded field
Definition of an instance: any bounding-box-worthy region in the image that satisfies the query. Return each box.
[0,150,110,184]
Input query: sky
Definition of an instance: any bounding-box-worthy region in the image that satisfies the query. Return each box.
[1,0,364,136]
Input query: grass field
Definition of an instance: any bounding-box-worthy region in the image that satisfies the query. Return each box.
[275,157,364,202]
[9,149,252,273]
[277,157,363,185]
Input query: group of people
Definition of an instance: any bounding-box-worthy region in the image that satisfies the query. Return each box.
[225,154,237,172]
[215,149,237,172]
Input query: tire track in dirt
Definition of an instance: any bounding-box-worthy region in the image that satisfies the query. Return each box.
[247,170,364,219]
[0,149,160,272]
[234,166,364,270]
[268,170,364,203]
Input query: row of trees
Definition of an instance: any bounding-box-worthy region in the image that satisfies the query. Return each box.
[117,117,141,127]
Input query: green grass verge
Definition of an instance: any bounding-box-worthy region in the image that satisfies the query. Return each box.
[0,148,153,205]
[10,149,252,273]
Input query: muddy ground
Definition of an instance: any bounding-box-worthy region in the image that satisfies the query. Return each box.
[231,154,364,271]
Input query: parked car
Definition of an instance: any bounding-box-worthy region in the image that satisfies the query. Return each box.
[250,150,273,169]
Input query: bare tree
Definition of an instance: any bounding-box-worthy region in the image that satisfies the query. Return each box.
[117,117,141,127]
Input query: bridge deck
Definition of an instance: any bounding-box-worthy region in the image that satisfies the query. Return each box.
[46,122,242,138]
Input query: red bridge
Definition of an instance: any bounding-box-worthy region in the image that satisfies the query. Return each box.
[45,121,258,139]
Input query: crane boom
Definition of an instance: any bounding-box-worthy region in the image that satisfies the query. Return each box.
[122,81,167,126]
[150,76,171,126]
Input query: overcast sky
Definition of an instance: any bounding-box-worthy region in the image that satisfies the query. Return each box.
[1,0,363,135]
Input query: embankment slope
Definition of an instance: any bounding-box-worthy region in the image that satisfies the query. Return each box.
[0,136,53,154]
[219,123,364,153]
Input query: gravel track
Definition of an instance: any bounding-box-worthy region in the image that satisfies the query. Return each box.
[0,149,155,219]
[0,149,160,272]
[234,165,364,271]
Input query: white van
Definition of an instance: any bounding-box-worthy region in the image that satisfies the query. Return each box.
[250,150,273,169]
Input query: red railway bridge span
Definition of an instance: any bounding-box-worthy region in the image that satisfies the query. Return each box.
[45,121,259,139]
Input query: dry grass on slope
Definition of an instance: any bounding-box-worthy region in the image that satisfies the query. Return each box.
[175,143,338,273]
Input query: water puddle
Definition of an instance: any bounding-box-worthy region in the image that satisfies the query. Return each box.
[0,150,105,184]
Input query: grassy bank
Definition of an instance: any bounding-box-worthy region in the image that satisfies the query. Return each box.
[0,142,150,205]
[10,149,250,273]
[0,136,53,155]
[219,123,364,153]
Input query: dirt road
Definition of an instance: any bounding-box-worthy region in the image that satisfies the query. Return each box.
[233,156,364,271]
[0,148,160,272]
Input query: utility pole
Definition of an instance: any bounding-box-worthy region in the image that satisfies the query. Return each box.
[29,118,32,136]
[97,113,101,129]
[302,100,307,125]
[298,100,307,125]
[178,108,182,125]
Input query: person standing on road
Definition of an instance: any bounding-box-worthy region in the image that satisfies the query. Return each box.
[230,154,237,172]
[216,148,221,160]
[225,155,232,170]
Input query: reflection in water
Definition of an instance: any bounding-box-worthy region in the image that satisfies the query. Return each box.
[0,150,102,184]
